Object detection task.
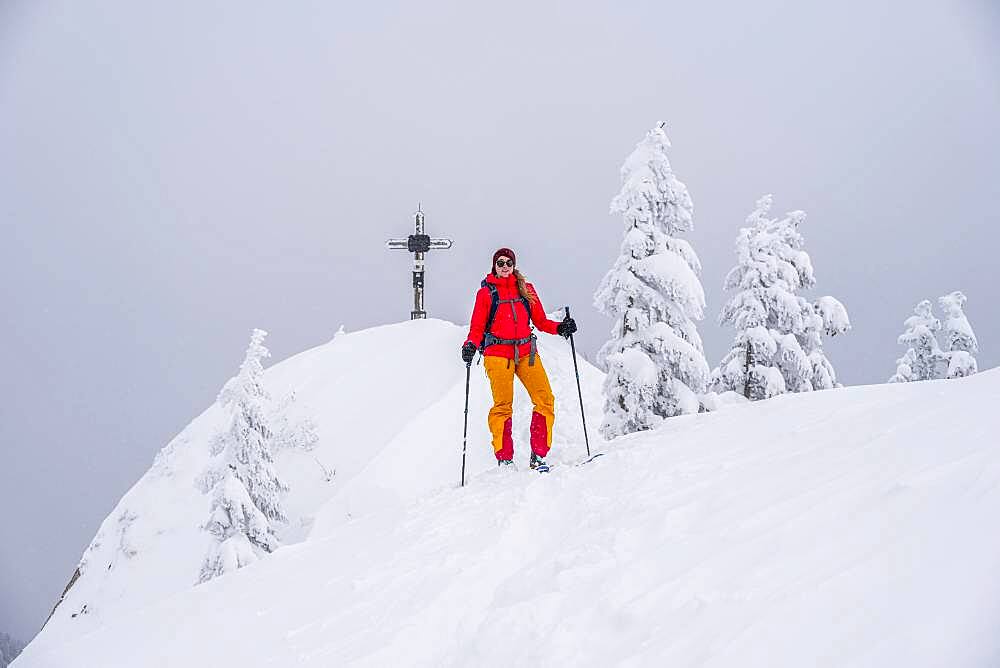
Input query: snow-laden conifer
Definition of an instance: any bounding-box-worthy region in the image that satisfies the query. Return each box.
[888,348,918,384]
[712,196,850,399]
[199,329,289,583]
[594,123,709,438]
[888,300,943,383]
[270,391,320,452]
[890,293,979,382]
[938,291,978,378]
[0,632,25,667]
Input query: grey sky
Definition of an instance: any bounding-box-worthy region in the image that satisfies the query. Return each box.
[2,0,997,643]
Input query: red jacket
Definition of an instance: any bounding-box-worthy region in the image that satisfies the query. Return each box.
[465,274,560,360]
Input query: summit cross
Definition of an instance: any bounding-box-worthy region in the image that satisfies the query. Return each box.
[386,206,453,319]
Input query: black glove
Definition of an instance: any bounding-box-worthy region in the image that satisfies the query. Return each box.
[461,342,477,363]
[557,317,577,338]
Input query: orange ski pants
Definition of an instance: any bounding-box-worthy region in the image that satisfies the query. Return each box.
[483,355,555,461]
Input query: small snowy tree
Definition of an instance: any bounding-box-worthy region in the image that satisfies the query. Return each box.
[712,196,850,399]
[270,391,320,452]
[888,300,943,383]
[888,348,918,384]
[0,632,25,668]
[199,329,289,583]
[889,293,979,382]
[938,291,978,378]
[594,122,709,438]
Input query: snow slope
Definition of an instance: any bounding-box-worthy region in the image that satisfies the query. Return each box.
[26,319,604,643]
[18,321,1000,667]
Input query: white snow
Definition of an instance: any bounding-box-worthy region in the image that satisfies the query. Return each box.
[15,320,1000,667]
[815,295,850,336]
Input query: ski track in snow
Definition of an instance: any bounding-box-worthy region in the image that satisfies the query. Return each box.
[15,321,1000,667]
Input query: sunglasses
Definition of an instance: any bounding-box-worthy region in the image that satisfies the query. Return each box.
[495,259,514,268]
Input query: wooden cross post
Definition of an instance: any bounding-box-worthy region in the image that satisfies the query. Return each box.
[386,206,453,319]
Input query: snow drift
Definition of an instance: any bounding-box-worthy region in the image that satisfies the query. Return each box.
[16,320,1000,667]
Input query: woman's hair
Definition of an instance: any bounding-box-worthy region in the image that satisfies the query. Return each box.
[513,268,537,305]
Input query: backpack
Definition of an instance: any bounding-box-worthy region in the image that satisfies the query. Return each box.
[478,279,537,365]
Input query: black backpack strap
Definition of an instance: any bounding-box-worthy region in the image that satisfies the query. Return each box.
[479,280,500,353]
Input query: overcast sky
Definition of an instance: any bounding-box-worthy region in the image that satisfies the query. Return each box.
[2,0,998,643]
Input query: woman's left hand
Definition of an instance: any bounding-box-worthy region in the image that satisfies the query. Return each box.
[557,317,577,338]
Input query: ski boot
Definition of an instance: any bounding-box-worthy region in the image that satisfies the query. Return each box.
[529,453,550,473]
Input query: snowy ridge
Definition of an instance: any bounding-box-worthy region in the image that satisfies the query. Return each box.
[17,323,1000,667]
[29,320,604,644]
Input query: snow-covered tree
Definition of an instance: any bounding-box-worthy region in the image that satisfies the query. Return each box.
[270,391,320,452]
[889,300,943,383]
[712,196,850,399]
[199,329,289,583]
[888,348,918,384]
[938,291,978,378]
[889,293,979,382]
[0,632,25,668]
[594,122,709,438]
[803,295,851,389]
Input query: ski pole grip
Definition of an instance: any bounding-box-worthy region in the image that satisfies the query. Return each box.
[565,305,571,319]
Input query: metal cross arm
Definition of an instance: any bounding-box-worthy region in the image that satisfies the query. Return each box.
[386,237,453,253]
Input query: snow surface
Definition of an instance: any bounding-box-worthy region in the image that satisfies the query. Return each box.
[16,320,1000,667]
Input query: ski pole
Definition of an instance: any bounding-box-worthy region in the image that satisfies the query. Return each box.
[461,360,472,487]
[565,306,591,457]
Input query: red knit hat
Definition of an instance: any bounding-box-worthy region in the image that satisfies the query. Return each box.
[492,247,516,271]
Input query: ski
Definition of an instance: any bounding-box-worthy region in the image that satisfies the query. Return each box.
[576,452,605,466]
[527,453,603,473]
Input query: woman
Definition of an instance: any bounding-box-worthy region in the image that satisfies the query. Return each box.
[461,248,577,470]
